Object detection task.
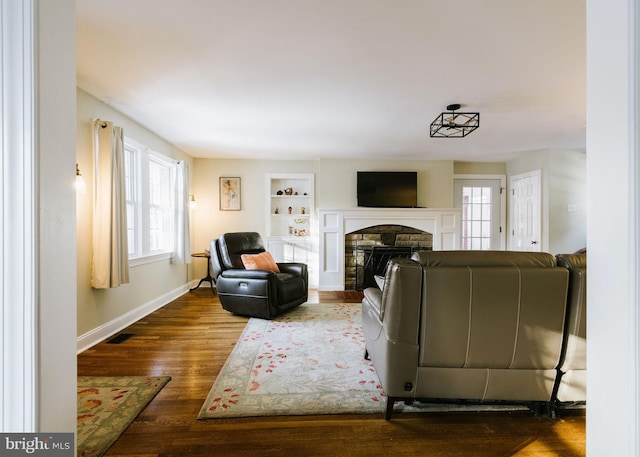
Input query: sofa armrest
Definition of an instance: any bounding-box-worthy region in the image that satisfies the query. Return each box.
[363,287,383,317]
[363,258,423,345]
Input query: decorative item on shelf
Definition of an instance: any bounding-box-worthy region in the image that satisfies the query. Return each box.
[430,103,480,138]
[294,192,299,195]
[300,207,306,214]
[294,228,308,236]
[274,207,279,214]
[288,206,292,214]
[294,218,306,224]
[284,187,293,195]
[277,190,283,195]
[303,192,308,195]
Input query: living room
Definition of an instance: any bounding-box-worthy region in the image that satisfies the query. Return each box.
[2,2,637,455]
[76,84,587,344]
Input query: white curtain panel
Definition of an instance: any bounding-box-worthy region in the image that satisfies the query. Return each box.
[173,160,191,264]
[91,120,130,288]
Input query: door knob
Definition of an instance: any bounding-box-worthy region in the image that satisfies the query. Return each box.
[531,241,538,245]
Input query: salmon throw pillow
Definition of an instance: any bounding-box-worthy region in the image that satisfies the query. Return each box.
[241,251,280,273]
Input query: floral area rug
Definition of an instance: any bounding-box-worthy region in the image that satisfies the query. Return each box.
[77,375,171,456]
[198,302,386,419]
[199,302,530,420]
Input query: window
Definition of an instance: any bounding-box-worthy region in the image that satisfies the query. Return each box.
[124,143,140,256]
[148,156,174,253]
[124,138,176,262]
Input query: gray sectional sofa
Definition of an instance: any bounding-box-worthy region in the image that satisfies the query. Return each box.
[362,250,586,419]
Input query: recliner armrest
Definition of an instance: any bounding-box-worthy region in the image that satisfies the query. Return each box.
[220,269,275,280]
[277,262,307,277]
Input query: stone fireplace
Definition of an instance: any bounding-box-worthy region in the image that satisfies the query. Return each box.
[344,225,433,290]
[317,207,462,290]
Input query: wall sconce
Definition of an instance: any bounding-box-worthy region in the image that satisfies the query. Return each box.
[189,194,197,209]
[75,163,87,194]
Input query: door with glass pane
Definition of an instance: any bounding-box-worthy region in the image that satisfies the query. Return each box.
[454,178,504,250]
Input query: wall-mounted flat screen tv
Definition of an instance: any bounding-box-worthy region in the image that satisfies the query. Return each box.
[357,171,418,208]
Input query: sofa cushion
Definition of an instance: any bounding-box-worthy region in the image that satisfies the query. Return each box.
[241,251,280,272]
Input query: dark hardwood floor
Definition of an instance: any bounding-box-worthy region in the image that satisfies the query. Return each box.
[77,288,586,457]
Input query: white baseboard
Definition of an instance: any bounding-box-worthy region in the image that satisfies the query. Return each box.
[77,283,189,353]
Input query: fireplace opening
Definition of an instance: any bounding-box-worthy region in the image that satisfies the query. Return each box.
[344,225,433,290]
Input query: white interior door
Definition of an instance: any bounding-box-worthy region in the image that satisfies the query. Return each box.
[509,170,542,251]
[454,177,505,250]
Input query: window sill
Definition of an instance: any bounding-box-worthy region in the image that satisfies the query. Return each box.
[129,252,173,267]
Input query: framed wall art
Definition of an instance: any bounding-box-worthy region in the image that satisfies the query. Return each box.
[219,177,241,211]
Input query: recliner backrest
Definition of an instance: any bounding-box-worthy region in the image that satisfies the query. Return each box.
[210,239,225,278]
[218,232,266,269]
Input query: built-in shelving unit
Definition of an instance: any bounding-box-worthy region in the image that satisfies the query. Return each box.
[266,173,314,238]
[265,173,317,287]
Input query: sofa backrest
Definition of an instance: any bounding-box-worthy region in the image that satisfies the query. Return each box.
[556,253,587,377]
[411,250,557,267]
[410,251,569,371]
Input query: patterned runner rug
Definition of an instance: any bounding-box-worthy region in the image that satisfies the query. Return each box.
[77,375,171,456]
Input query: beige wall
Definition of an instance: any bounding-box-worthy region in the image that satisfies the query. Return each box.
[318,159,454,209]
[454,161,507,175]
[189,158,457,280]
[190,158,320,269]
[76,89,194,344]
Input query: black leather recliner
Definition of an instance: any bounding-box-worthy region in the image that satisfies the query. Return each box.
[210,232,308,319]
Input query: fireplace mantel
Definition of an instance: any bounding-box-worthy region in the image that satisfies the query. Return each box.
[317,207,462,290]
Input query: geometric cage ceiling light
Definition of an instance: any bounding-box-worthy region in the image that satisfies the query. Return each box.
[430,103,480,138]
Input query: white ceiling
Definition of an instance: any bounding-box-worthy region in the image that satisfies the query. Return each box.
[76,0,586,161]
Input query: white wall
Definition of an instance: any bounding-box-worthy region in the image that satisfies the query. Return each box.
[587,0,640,454]
[506,149,586,254]
[37,0,78,432]
[0,0,78,433]
[547,150,586,254]
[76,89,195,347]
